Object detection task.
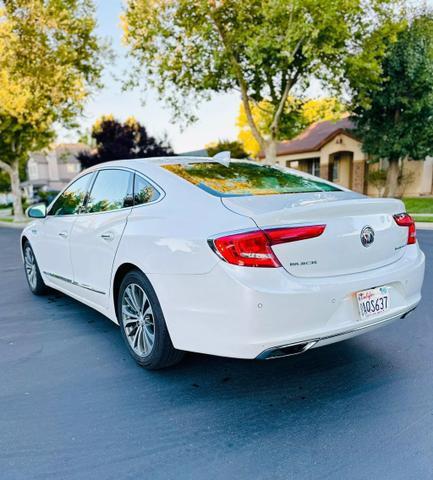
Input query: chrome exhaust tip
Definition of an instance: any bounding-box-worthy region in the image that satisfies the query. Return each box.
[257,340,317,360]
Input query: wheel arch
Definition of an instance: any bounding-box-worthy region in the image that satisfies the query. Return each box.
[21,234,29,250]
[112,262,143,319]
[20,234,31,261]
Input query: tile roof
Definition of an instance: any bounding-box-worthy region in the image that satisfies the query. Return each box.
[260,117,358,158]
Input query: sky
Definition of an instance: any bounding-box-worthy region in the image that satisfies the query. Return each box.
[59,0,240,153]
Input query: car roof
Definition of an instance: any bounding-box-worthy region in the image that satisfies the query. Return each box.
[83,156,256,178]
[87,156,252,170]
[81,157,249,196]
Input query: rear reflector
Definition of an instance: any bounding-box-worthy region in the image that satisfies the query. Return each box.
[209,225,326,268]
[393,213,416,245]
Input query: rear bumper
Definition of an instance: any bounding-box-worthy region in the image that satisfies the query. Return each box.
[149,244,425,359]
[256,306,417,360]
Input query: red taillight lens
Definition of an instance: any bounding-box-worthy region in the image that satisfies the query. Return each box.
[210,225,326,268]
[265,225,326,245]
[212,230,280,268]
[393,213,416,245]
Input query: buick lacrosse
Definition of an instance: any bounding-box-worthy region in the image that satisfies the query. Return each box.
[22,156,425,369]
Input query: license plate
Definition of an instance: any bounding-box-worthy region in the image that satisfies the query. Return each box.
[356,286,390,320]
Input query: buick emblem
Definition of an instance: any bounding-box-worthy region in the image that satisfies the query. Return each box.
[360,226,375,247]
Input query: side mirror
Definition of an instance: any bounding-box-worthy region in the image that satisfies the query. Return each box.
[27,203,47,219]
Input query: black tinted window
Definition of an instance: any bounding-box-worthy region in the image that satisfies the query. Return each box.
[49,173,93,216]
[87,170,133,213]
[134,174,160,205]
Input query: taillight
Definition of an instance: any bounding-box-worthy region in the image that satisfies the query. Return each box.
[265,225,326,245]
[393,213,416,245]
[209,225,326,268]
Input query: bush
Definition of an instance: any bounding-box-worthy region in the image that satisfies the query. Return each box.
[367,169,387,197]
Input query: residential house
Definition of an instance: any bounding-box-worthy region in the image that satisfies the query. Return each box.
[24,143,89,198]
[260,117,433,197]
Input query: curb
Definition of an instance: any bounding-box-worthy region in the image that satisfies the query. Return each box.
[0,221,28,230]
[415,222,433,230]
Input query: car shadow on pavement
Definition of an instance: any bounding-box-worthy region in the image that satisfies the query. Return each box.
[38,287,402,416]
[60,292,394,394]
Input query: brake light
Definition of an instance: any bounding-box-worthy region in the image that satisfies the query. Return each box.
[265,225,326,245]
[393,213,416,245]
[209,225,326,268]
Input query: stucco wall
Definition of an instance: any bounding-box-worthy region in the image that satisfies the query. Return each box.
[367,159,432,197]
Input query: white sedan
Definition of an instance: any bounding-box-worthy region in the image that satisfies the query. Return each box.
[22,156,425,369]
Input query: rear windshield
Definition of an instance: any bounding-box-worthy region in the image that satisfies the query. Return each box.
[163,162,340,197]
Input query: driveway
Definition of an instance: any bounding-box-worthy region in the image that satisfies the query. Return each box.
[1,226,433,480]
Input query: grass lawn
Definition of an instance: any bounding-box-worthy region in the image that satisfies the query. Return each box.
[0,217,13,223]
[412,215,433,223]
[403,197,433,214]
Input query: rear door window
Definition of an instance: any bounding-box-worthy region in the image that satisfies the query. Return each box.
[86,169,133,213]
[163,162,340,197]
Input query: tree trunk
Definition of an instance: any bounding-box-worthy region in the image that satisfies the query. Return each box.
[11,162,25,222]
[264,140,277,165]
[384,158,400,198]
[0,158,25,222]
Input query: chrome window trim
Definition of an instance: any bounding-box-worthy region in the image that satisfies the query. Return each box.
[46,166,165,218]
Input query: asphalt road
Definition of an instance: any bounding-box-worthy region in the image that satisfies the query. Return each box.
[1,227,433,480]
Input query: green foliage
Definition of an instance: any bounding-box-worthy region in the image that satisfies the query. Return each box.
[0,114,53,169]
[237,97,346,156]
[0,0,106,128]
[353,13,433,162]
[123,0,402,157]
[0,0,105,219]
[78,115,173,168]
[0,171,10,193]
[206,139,248,159]
[367,168,388,196]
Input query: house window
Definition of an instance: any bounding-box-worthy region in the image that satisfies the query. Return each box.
[307,159,320,177]
[332,159,340,181]
[28,162,38,180]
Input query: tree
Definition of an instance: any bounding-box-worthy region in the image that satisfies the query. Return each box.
[206,139,248,158]
[237,97,345,157]
[77,116,174,168]
[353,13,433,198]
[0,115,53,213]
[122,0,402,165]
[0,0,104,221]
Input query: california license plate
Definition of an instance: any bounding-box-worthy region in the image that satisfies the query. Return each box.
[356,286,390,320]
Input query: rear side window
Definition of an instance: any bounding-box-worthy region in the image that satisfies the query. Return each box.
[87,169,133,213]
[163,162,340,197]
[133,174,160,205]
[49,173,94,216]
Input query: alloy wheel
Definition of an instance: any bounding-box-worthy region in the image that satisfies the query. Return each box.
[121,283,155,357]
[24,247,37,290]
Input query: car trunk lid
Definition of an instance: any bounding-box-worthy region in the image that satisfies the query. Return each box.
[222,192,408,278]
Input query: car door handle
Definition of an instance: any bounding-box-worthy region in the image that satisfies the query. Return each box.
[58,231,68,239]
[100,231,114,241]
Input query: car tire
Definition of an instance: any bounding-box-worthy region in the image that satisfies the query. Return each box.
[117,270,184,369]
[23,241,48,296]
